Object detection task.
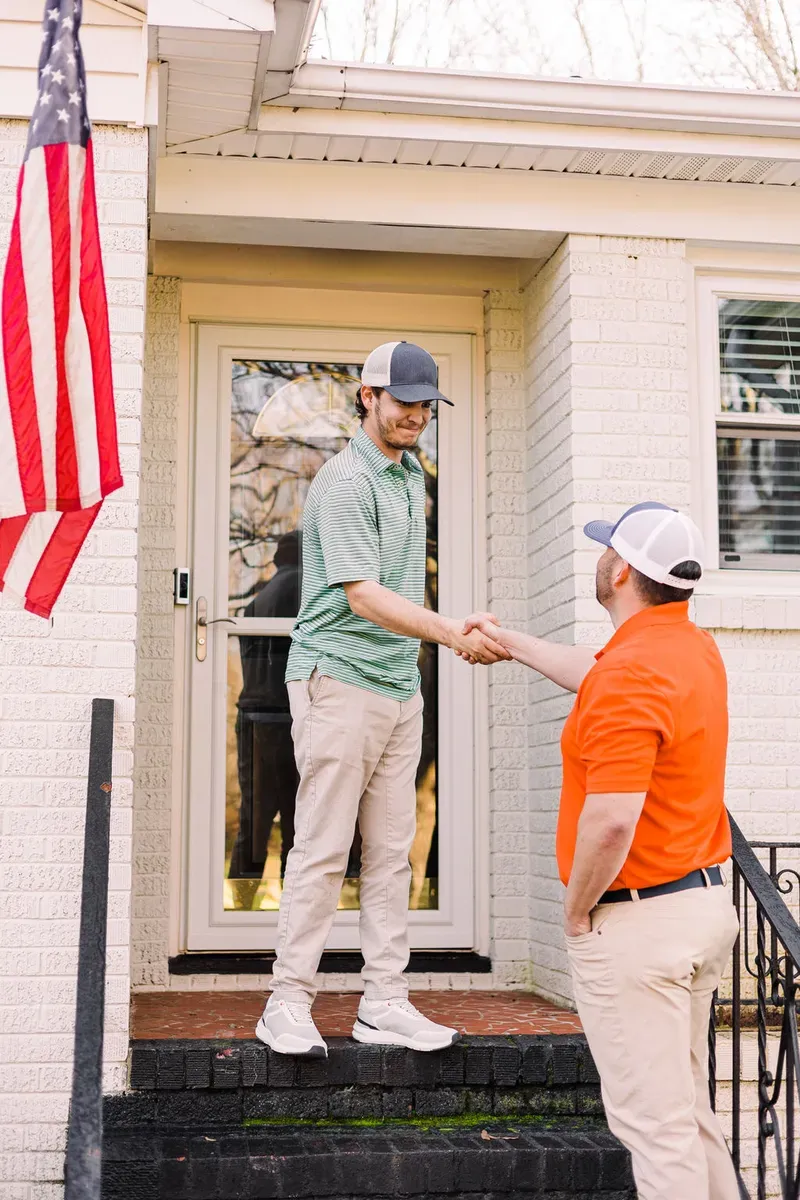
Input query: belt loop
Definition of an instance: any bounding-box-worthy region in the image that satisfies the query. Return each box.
[700,868,711,887]
[630,888,640,902]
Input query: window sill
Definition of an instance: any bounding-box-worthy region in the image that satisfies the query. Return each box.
[693,570,800,632]
[697,569,800,599]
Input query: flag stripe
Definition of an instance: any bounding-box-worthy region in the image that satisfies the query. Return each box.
[3,164,45,512]
[0,278,26,519]
[65,141,101,504]
[24,505,100,618]
[46,140,81,508]
[2,509,61,602]
[0,514,31,583]
[79,139,120,498]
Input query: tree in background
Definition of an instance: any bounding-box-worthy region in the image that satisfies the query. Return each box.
[311,0,798,91]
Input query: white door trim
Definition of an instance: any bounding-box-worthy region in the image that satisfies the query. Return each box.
[185,322,482,952]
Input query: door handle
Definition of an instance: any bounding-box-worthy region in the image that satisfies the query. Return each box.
[195,597,236,661]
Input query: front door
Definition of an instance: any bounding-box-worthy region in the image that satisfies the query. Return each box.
[186,324,478,951]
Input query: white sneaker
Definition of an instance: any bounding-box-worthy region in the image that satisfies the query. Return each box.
[352,997,460,1052]
[255,995,328,1058]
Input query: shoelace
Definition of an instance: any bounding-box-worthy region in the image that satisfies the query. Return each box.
[385,999,421,1017]
[283,1001,314,1025]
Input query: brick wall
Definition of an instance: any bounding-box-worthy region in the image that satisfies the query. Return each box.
[522,242,578,1003]
[0,120,147,1195]
[131,277,180,991]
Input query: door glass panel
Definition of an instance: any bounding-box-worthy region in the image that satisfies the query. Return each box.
[223,361,439,913]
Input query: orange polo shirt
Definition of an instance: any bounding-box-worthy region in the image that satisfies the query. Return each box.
[557,602,732,891]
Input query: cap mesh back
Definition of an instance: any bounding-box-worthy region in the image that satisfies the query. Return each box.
[361,342,399,387]
[611,508,705,587]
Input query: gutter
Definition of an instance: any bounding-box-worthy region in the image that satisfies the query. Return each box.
[281,60,800,140]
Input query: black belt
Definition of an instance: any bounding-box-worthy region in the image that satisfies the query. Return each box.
[598,865,724,905]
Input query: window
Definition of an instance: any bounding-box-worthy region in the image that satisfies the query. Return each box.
[715,297,800,571]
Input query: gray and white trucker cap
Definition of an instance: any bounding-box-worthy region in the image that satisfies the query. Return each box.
[583,501,705,589]
[361,341,452,405]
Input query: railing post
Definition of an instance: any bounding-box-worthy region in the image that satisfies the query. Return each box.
[64,698,115,1200]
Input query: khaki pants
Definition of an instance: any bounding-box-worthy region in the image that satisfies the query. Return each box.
[271,672,423,1004]
[566,882,740,1200]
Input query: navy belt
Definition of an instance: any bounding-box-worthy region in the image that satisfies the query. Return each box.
[598,865,724,905]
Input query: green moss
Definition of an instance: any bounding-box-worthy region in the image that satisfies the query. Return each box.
[242,1113,602,1133]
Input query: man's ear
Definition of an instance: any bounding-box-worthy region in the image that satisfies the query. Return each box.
[613,559,632,588]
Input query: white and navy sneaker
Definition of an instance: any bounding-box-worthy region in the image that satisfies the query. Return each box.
[352,997,459,1052]
[256,995,328,1058]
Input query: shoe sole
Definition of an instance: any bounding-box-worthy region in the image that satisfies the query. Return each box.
[352,1020,460,1052]
[255,1016,328,1058]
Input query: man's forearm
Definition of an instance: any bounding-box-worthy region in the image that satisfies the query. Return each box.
[564,793,645,926]
[344,580,456,647]
[494,629,596,693]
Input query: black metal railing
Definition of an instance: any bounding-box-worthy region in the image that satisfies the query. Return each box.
[711,820,800,1200]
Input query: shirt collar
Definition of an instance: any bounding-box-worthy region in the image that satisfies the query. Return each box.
[594,601,690,661]
[352,425,423,475]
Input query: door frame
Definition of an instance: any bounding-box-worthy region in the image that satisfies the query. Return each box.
[181,317,489,952]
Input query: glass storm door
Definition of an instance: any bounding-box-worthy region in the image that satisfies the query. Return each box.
[186,325,477,951]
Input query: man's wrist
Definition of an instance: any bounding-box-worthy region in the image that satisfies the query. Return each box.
[435,615,458,649]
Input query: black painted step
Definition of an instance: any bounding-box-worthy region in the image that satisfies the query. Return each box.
[116,1036,602,1125]
[103,1122,635,1199]
[102,1036,633,1199]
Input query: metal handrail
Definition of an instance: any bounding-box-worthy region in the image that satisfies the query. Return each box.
[712,816,800,1200]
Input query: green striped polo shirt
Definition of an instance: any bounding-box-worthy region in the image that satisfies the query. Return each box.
[286,426,427,701]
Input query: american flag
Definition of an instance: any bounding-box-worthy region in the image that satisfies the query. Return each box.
[0,0,121,619]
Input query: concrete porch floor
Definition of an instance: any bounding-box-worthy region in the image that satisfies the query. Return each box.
[131,991,584,1039]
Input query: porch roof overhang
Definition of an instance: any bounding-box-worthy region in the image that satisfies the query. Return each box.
[149,0,800,259]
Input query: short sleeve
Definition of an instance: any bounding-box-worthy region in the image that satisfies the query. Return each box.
[576,665,675,795]
[316,478,380,587]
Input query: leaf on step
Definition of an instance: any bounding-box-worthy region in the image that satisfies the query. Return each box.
[480,1130,520,1141]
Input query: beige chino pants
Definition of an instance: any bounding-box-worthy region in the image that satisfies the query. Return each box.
[271,672,423,1004]
[566,883,740,1200]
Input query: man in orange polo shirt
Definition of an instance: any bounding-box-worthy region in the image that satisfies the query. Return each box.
[465,502,740,1200]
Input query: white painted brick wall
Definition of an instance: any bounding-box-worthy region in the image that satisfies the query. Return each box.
[131,277,180,990]
[484,290,533,989]
[0,120,147,1194]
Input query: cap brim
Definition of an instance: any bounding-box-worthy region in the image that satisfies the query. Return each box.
[583,520,615,547]
[385,383,454,406]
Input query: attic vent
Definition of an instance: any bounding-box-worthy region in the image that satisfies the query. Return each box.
[737,158,775,184]
[606,151,641,176]
[672,155,711,180]
[569,149,607,174]
[705,157,741,182]
[639,153,679,177]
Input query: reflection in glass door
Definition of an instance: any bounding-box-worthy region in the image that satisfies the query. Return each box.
[222,361,440,917]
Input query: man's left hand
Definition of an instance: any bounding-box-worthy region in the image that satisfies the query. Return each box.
[564,911,592,938]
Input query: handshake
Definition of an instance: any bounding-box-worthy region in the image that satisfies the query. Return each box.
[447,612,510,666]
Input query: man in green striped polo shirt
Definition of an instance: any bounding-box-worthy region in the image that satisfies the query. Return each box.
[257,341,507,1058]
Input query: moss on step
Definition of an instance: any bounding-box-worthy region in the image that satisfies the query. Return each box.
[242,1112,604,1133]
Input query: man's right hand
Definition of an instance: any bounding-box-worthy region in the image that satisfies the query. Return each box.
[444,619,511,665]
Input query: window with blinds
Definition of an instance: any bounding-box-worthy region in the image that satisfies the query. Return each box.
[717,298,800,570]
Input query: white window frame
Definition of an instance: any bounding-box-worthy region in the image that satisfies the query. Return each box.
[694,271,800,597]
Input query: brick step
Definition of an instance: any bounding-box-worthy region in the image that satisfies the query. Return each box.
[102,1122,636,1199]
[113,1035,603,1125]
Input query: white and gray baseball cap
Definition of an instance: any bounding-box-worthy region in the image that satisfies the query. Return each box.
[361,340,453,405]
[584,501,705,589]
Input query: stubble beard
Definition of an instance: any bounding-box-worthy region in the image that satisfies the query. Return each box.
[375,402,421,451]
